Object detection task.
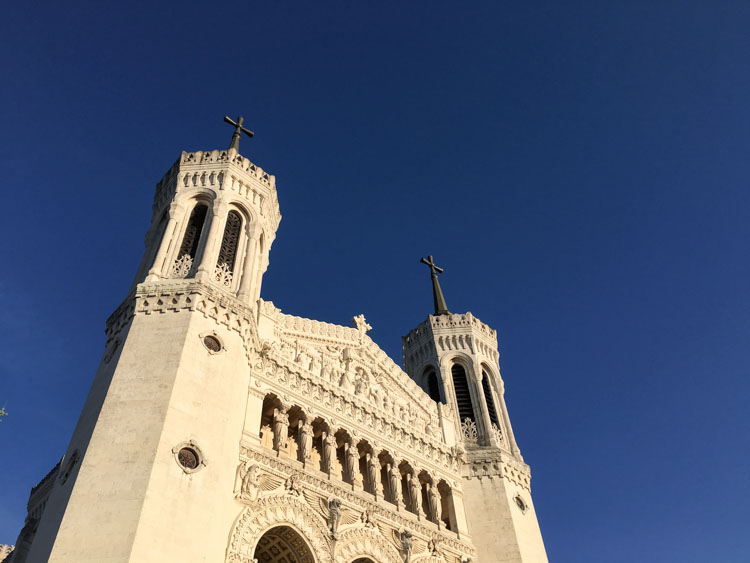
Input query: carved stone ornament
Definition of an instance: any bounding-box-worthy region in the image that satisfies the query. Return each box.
[215,262,233,288]
[335,527,402,563]
[491,422,504,444]
[200,331,225,354]
[327,497,342,539]
[400,529,414,563]
[171,440,206,474]
[226,495,331,563]
[171,254,193,278]
[460,418,478,444]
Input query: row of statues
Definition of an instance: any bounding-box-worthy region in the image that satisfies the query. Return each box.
[269,408,444,524]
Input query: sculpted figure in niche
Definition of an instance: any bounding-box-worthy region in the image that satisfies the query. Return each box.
[323,432,336,473]
[366,453,379,494]
[345,442,359,484]
[298,421,313,462]
[407,473,420,514]
[328,497,342,539]
[427,482,441,523]
[388,463,401,504]
[273,408,289,452]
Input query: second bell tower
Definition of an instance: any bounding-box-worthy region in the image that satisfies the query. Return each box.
[402,257,548,562]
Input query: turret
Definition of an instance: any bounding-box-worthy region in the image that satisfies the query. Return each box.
[402,256,548,563]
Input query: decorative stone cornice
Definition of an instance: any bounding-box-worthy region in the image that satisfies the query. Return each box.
[462,448,531,491]
[105,280,259,355]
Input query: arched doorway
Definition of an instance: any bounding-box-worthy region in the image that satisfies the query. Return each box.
[254,525,316,563]
[352,559,376,563]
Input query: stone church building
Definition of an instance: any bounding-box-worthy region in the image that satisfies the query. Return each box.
[6,120,548,562]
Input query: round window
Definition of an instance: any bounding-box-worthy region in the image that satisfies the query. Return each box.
[514,495,527,512]
[203,335,221,353]
[177,447,199,470]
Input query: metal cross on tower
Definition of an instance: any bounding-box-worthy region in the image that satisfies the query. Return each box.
[224,115,254,152]
[420,255,451,316]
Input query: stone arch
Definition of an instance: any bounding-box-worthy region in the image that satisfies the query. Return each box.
[335,528,402,563]
[253,525,315,562]
[226,495,331,563]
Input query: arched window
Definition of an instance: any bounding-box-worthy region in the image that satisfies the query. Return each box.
[172,203,208,278]
[215,210,243,287]
[424,367,441,403]
[481,369,500,427]
[451,364,475,422]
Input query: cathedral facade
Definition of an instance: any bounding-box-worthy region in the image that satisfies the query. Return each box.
[7,125,547,563]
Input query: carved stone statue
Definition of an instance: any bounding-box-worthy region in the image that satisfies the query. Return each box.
[400,529,413,563]
[427,482,441,523]
[354,367,370,396]
[234,460,259,500]
[323,432,336,473]
[272,408,289,452]
[284,473,301,496]
[345,442,359,484]
[428,537,442,555]
[366,453,379,493]
[388,463,401,504]
[328,497,342,539]
[298,421,313,462]
[360,508,375,528]
[407,473,420,514]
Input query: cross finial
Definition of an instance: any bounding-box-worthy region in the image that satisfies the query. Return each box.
[224,115,254,152]
[420,255,451,316]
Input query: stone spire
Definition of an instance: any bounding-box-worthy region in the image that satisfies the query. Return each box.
[420,255,451,316]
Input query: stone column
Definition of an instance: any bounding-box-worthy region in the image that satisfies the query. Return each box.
[499,391,521,456]
[236,231,260,303]
[146,203,184,281]
[252,253,269,302]
[195,201,228,282]
[473,360,496,447]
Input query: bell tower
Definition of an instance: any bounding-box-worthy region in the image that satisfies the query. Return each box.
[402,256,548,562]
[25,117,281,562]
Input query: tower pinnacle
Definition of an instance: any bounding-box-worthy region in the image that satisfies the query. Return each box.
[420,255,451,316]
[224,115,254,151]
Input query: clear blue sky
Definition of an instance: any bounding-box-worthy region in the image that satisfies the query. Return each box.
[1,2,749,561]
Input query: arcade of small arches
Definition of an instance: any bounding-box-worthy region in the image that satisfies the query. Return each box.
[144,196,267,300]
[259,394,458,533]
[420,359,507,448]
